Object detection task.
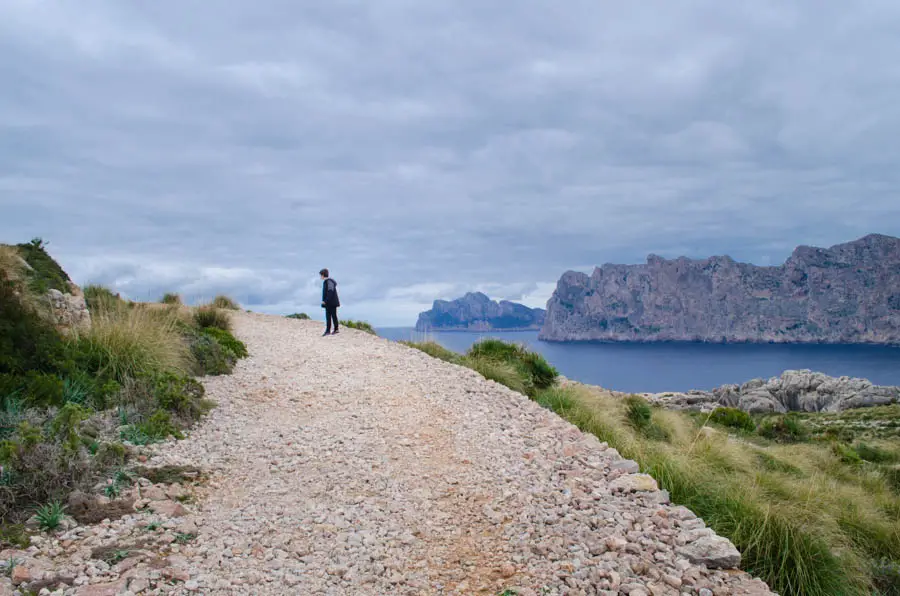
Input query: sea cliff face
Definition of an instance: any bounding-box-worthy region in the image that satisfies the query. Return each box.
[416,292,546,331]
[540,234,900,344]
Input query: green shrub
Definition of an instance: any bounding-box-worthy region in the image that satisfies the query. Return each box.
[468,339,522,361]
[49,403,88,453]
[463,356,527,395]
[0,431,92,522]
[873,558,900,596]
[22,372,64,407]
[194,306,231,332]
[464,340,558,396]
[189,334,234,376]
[0,273,63,374]
[136,410,183,441]
[212,295,240,310]
[402,341,462,364]
[341,320,376,335]
[624,395,652,432]
[154,373,206,420]
[83,285,122,315]
[534,386,578,414]
[160,293,182,305]
[833,442,863,465]
[709,407,756,433]
[16,239,69,294]
[758,414,809,443]
[94,442,128,468]
[286,313,310,320]
[519,351,558,390]
[624,395,670,441]
[201,327,248,359]
[34,501,66,531]
[119,425,152,446]
[856,443,899,464]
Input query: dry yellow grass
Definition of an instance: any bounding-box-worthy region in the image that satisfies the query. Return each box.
[537,382,900,595]
[73,305,191,382]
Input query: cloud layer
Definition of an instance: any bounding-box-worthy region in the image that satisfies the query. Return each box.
[2,1,899,325]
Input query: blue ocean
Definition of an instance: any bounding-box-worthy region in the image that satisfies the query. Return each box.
[376,328,900,393]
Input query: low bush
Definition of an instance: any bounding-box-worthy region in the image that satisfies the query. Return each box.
[708,407,757,433]
[855,442,899,464]
[464,339,558,396]
[463,355,528,395]
[212,295,240,310]
[758,413,809,443]
[624,395,670,441]
[160,293,182,305]
[833,442,863,465]
[286,313,310,320]
[402,341,462,364]
[16,239,69,294]
[201,327,248,359]
[83,285,123,315]
[189,334,236,376]
[341,320,376,335]
[194,306,231,332]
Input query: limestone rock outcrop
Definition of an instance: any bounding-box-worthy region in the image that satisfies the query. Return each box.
[642,369,900,413]
[47,282,91,334]
[541,234,900,344]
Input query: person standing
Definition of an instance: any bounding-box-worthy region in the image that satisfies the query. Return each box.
[320,268,340,336]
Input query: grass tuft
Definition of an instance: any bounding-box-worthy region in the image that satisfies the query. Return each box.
[74,307,190,383]
[402,341,463,364]
[341,320,376,334]
[212,295,240,310]
[194,306,231,332]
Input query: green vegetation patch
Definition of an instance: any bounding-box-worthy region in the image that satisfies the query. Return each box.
[341,320,376,334]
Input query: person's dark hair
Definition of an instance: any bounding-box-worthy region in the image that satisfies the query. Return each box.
[319,268,329,278]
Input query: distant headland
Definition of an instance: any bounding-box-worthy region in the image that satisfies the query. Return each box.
[415,292,545,331]
[540,234,900,345]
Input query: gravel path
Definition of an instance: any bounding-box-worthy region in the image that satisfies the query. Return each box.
[16,312,774,595]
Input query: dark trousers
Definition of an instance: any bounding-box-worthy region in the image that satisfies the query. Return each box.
[325,305,339,333]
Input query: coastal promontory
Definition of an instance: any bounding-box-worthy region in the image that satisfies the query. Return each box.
[416,292,546,331]
[540,234,900,344]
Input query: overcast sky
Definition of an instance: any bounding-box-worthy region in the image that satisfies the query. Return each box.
[2,1,899,325]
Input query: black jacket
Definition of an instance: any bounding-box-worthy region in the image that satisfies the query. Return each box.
[322,278,340,307]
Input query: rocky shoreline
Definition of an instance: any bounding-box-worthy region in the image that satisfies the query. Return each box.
[573,370,900,414]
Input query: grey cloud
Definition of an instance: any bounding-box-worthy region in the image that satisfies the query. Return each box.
[2,0,900,325]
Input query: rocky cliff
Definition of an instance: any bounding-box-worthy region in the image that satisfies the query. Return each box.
[416,292,546,331]
[637,370,900,413]
[540,234,900,344]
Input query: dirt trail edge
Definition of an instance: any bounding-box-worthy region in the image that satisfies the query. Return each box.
[24,313,774,595]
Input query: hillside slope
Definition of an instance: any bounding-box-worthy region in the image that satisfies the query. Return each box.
[24,313,771,595]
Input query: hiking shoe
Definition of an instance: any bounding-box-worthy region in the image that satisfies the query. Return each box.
[332,329,339,335]
[322,332,331,337]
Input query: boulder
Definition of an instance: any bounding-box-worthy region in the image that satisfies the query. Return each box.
[47,283,91,334]
[677,534,741,569]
